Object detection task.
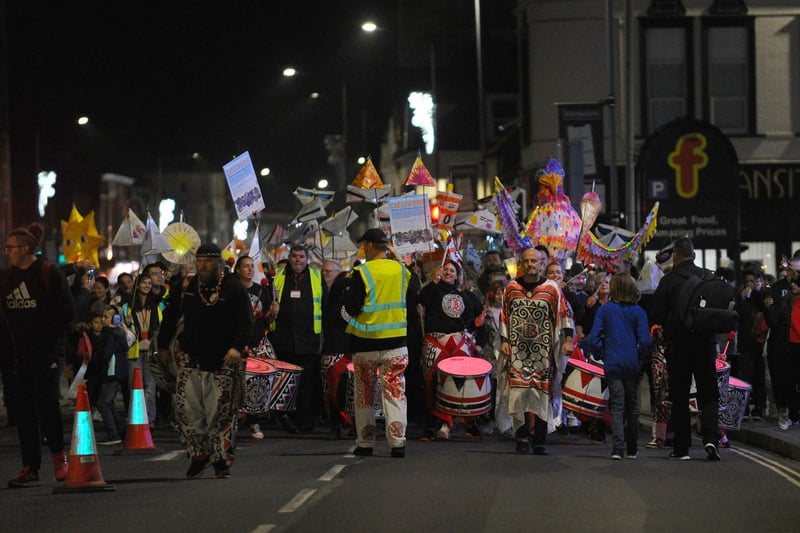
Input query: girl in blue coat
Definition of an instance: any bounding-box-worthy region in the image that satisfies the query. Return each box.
[590,273,652,459]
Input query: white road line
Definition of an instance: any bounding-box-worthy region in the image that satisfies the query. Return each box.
[249,525,275,533]
[147,450,184,462]
[318,464,346,482]
[279,488,318,513]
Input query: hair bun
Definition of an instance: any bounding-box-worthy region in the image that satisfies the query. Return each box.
[27,223,45,246]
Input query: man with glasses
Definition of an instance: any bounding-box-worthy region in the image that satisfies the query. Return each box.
[1,223,74,488]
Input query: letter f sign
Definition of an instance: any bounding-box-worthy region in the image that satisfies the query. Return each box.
[667,133,708,199]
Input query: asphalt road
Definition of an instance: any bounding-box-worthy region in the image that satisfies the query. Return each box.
[2,414,800,533]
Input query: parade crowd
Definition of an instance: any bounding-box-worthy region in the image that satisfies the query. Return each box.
[2,221,800,486]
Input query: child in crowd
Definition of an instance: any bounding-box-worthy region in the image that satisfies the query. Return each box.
[83,306,129,445]
[589,273,652,460]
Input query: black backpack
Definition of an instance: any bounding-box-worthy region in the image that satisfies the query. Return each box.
[672,270,738,334]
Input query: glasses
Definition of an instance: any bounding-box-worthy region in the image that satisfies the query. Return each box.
[3,244,25,251]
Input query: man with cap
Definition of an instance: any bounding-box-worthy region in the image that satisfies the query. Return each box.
[157,243,253,479]
[344,228,412,458]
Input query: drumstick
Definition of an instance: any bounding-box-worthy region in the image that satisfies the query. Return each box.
[718,331,736,360]
[564,263,595,284]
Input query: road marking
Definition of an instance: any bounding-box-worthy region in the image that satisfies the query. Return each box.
[279,488,317,513]
[318,464,346,482]
[147,450,183,461]
[732,446,800,489]
[249,525,275,533]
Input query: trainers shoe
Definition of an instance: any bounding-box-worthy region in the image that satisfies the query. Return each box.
[532,446,549,456]
[186,456,210,479]
[611,452,623,460]
[464,423,482,439]
[52,451,68,481]
[778,408,791,430]
[626,450,639,459]
[669,452,691,461]
[97,436,123,446]
[390,447,406,458]
[646,438,663,449]
[249,424,264,440]
[436,423,450,440]
[213,460,230,479]
[352,446,373,457]
[515,439,530,454]
[705,443,721,461]
[279,414,300,434]
[8,466,40,488]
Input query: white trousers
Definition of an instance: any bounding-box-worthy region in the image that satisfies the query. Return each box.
[353,347,408,449]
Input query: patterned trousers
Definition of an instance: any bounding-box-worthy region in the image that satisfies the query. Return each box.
[353,347,408,449]
[174,356,238,464]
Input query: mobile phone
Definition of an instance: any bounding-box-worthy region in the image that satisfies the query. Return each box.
[87,268,96,280]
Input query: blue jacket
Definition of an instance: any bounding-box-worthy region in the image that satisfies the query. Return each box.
[589,301,652,380]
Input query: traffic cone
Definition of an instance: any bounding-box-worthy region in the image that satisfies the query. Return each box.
[53,383,115,493]
[117,366,158,453]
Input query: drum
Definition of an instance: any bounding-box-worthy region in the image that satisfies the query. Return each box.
[689,359,731,413]
[241,358,276,414]
[435,356,493,417]
[719,377,752,430]
[267,360,303,412]
[344,361,384,419]
[562,359,609,419]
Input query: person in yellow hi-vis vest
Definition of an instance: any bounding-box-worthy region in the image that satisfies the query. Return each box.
[269,244,324,433]
[344,228,413,458]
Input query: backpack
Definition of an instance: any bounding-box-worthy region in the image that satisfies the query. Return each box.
[673,270,738,334]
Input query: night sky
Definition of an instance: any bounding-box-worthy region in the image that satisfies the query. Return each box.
[6,1,517,222]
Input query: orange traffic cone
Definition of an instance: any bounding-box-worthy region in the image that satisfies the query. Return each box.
[117,366,159,453]
[53,383,114,493]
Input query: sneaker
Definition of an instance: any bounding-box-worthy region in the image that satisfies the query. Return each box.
[249,424,264,440]
[532,446,549,456]
[669,452,691,461]
[279,414,300,434]
[464,423,482,439]
[213,460,230,479]
[186,456,210,479]
[352,446,373,457]
[97,436,123,446]
[390,447,406,458]
[611,452,623,460]
[646,438,663,449]
[705,443,721,461]
[52,451,68,481]
[420,429,437,442]
[436,423,450,440]
[778,408,791,430]
[515,439,530,454]
[625,451,639,459]
[8,466,40,488]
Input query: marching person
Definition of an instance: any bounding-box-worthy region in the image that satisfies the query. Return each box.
[417,259,483,440]
[157,243,253,479]
[344,228,412,458]
[499,247,572,455]
[649,236,722,461]
[1,223,74,488]
[269,244,325,433]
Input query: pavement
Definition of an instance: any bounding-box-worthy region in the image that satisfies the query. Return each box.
[726,414,800,461]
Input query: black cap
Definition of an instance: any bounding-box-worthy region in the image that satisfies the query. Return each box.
[195,243,222,258]
[358,228,388,244]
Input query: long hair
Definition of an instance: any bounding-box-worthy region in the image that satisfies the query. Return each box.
[609,272,640,304]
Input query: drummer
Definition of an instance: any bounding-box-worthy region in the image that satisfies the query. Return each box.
[233,256,278,440]
[418,260,483,441]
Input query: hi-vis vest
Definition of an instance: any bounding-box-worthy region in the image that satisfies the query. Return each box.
[346,259,409,339]
[269,267,323,334]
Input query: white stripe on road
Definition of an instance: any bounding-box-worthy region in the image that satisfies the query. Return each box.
[147,450,184,461]
[279,488,318,513]
[249,525,275,533]
[318,464,346,482]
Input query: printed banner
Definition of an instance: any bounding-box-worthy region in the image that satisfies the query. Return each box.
[223,151,266,221]
[388,194,435,256]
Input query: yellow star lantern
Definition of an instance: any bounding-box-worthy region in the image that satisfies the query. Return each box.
[61,204,104,265]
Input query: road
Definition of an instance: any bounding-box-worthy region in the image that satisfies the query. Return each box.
[1,415,800,533]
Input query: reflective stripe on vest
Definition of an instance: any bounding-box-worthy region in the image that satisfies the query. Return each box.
[346,259,409,339]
